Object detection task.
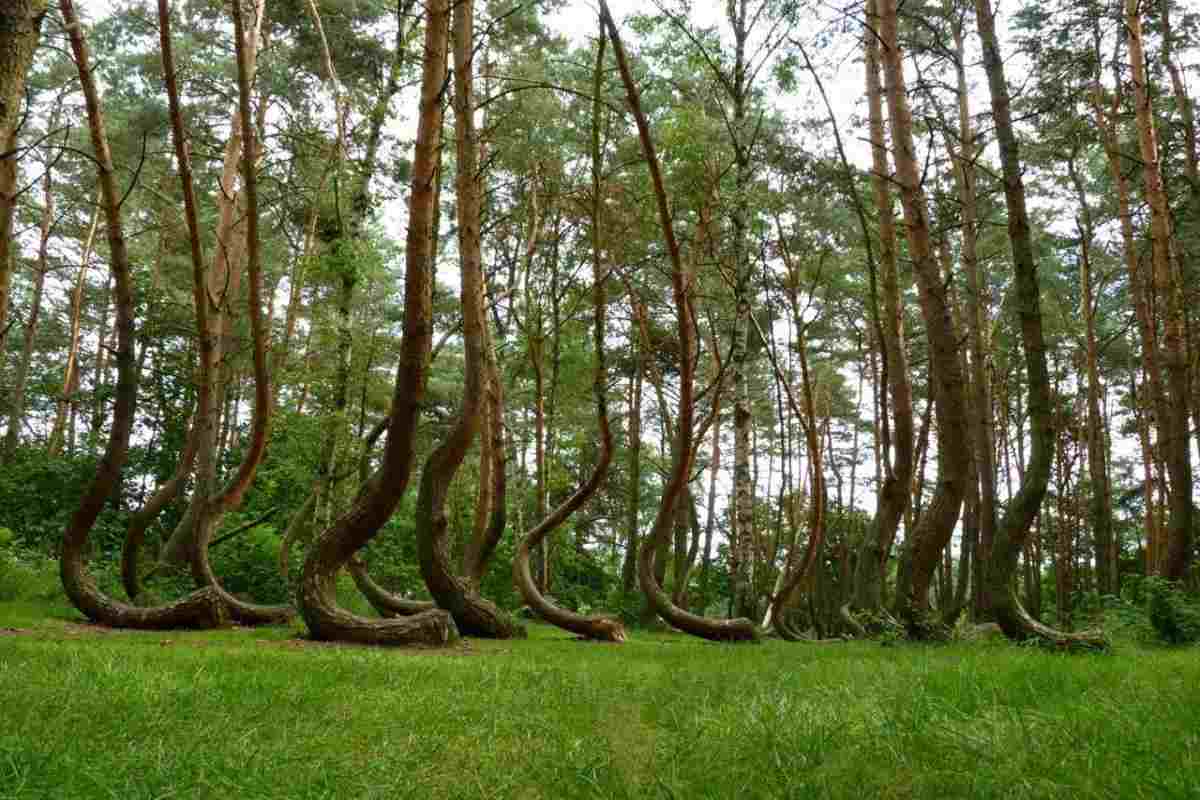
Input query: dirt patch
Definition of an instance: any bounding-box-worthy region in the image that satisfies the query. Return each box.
[258,636,494,656]
[0,627,30,636]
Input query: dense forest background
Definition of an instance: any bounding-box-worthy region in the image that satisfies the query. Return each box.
[0,0,1197,646]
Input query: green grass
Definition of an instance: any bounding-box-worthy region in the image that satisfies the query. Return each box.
[1,600,1198,799]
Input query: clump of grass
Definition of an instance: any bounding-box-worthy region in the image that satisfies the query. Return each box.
[1,600,1198,799]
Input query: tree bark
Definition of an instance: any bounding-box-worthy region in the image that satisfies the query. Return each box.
[0,0,47,370]
[602,0,758,642]
[57,0,228,629]
[852,0,914,617]
[413,0,524,639]
[878,0,969,634]
[1126,0,1192,582]
[1067,151,1115,596]
[512,29,624,642]
[297,0,458,646]
[976,0,1105,647]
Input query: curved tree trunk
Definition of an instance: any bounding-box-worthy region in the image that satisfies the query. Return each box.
[297,0,457,646]
[414,0,523,639]
[57,0,228,630]
[878,0,969,635]
[513,29,624,643]
[602,0,758,642]
[179,0,291,626]
[347,555,436,617]
[975,0,1105,648]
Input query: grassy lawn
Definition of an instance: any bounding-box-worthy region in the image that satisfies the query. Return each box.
[1,601,1198,799]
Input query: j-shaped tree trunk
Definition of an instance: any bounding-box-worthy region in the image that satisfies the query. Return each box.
[602,0,758,642]
[120,1,212,603]
[152,0,263,574]
[878,0,969,635]
[164,0,291,626]
[976,0,1105,648]
[297,0,456,645]
[57,0,227,629]
[513,27,624,642]
[413,0,523,639]
[1125,0,1192,583]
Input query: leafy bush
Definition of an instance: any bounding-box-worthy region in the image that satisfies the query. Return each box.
[209,524,291,604]
[1144,577,1200,645]
[0,528,61,602]
[1117,575,1200,645]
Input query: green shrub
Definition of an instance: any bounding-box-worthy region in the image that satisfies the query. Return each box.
[1118,575,1200,645]
[209,524,291,604]
[1144,577,1200,645]
[0,538,61,602]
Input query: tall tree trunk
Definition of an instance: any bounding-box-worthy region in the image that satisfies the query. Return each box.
[512,29,624,642]
[602,0,758,641]
[0,0,47,368]
[186,0,291,625]
[621,334,643,593]
[1126,0,1193,582]
[48,197,100,457]
[413,0,523,639]
[57,0,228,629]
[297,0,457,645]
[947,15,997,618]
[1067,152,1115,595]
[853,0,914,617]
[976,0,1104,646]
[3,163,52,456]
[878,0,969,634]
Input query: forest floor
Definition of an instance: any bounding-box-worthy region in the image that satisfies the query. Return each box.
[0,600,1197,799]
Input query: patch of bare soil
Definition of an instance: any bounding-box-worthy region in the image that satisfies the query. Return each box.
[258,636,494,656]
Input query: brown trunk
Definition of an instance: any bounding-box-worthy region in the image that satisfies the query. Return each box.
[0,0,46,367]
[947,16,997,618]
[1126,0,1192,582]
[48,197,100,457]
[461,317,508,588]
[296,0,457,645]
[621,333,643,593]
[413,0,523,639]
[181,0,290,626]
[347,555,435,616]
[512,31,624,641]
[3,161,52,456]
[57,0,228,629]
[976,0,1104,647]
[602,0,758,642]
[878,0,969,633]
[1067,151,1115,595]
[853,0,915,617]
[1091,66,1164,571]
